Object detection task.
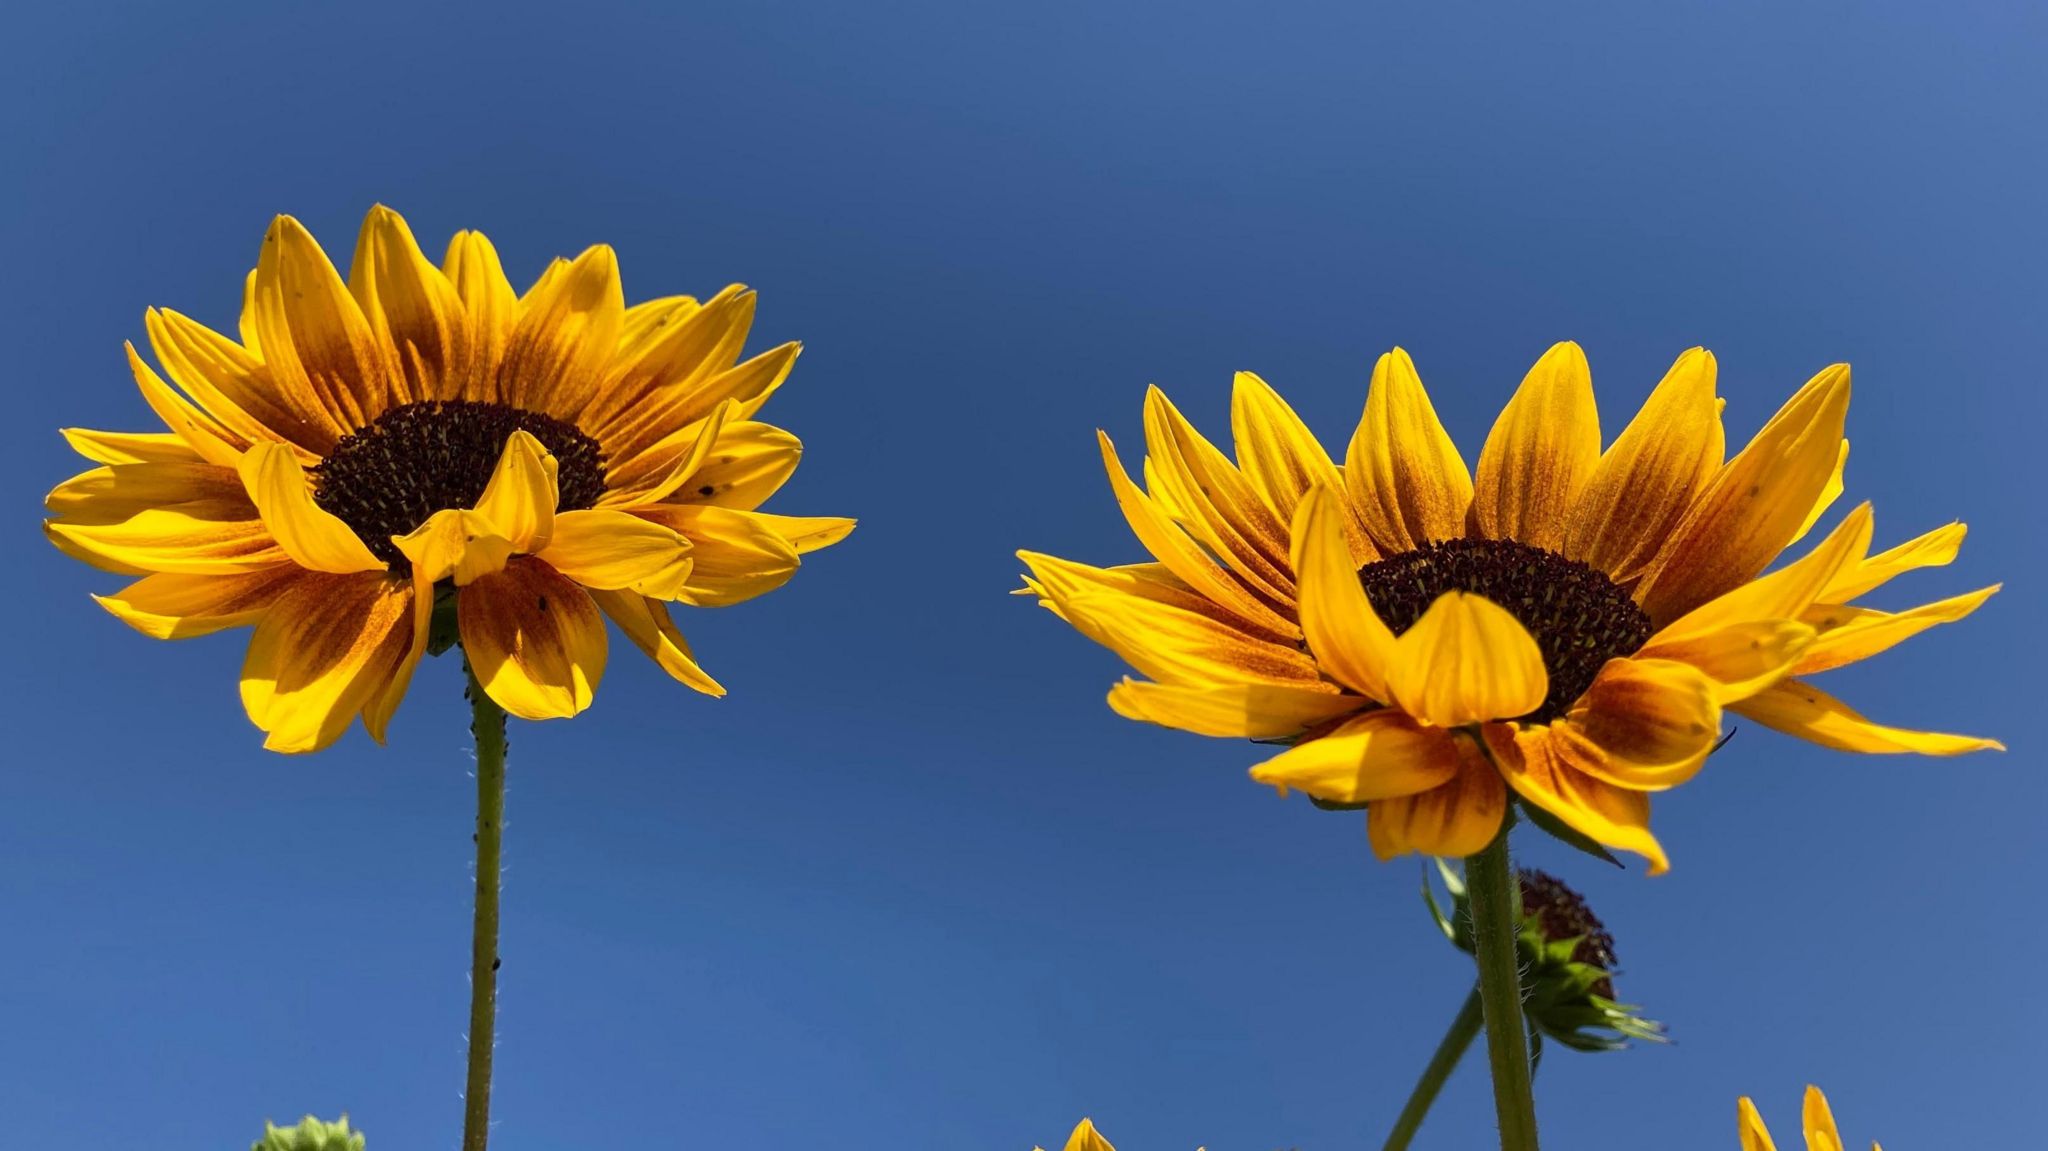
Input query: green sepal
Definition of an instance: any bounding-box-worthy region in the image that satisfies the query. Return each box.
[251,1116,364,1151]
[1308,795,1372,811]
[1517,798,1622,868]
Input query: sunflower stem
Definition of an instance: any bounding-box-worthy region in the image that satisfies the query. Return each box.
[461,659,508,1151]
[1466,817,1541,1151]
[1379,983,1484,1151]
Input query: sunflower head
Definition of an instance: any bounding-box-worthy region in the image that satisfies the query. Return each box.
[251,1116,364,1151]
[46,206,853,752]
[1020,346,1999,873]
[1425,859,1664,1057]
[1739,1086,1879,1151]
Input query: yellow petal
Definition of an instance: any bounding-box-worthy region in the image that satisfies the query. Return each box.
[588,588,727,697]
[1386,592,1547,727]
[604,336,798,459]
[94,566,304,639]
[1044,590,1324,690]
[472,430,559,552]
[46,460,248,522]
[1097,431,1300,639]
[1472,341,1601,549]
[1063,1118,1116,1151]
[1636,363,1852,624]
[1738,1098,1780,1151]
[1554,657,1721,790]
[1248,710,1460,803]
[1107,677,1354,739]
[46,460,282,575]
[61,428,203,466]
[1650,503,1873,644]
[1637,619,1814,703]
[1788,439,1848,546]
[1794,585,1998,675]
[499,244,625,418]
[1344,348,1473,552]
[586,285,756,439]
[1143,386,1294,597]
[1822,522,1965,603]
[1018,551,1258,632]
[1290,484,1397,699]
[1733,679,2002,755]
[618,295,701,358]
[146,307,336,455]
[239,571,414,753]
[1231,371,1371,561]
[363,564,435,744]
[458,558,607,719]
[392,508,515,587]
[1804,1086,1844,1151]
[1493,726,1669,874]
[126,342,246,467]
[676,420,804,509]
[540,509,695,599]
[1365,739,1506,860]
[348,204,471,405]
[599,401,733,508]
[251,215,392,430]
[748,513,856,554]
[1564,347,1721,579]
[631,504,801,608]
[237,442,384,573]
[441,230,518,400]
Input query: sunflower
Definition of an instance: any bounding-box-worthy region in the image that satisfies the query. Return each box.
[46,206,852,752]
[1018,344,1997,871]
[1740,1086,1878,1151]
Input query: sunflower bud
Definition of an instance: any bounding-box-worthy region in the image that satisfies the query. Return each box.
[1424,860,1665,1060]
[251,1116,364,1151]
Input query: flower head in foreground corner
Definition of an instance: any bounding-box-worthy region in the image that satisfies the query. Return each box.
[46,206,852,751]
[1018,344,1998,872]
[1741,1086,1880,1151]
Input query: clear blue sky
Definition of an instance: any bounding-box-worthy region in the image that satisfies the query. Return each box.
[3,3,2040,1148]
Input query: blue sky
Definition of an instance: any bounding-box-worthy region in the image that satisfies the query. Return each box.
[3,2,2041,1148]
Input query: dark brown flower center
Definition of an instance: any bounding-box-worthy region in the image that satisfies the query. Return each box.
[311,400,607,569]
[1356,537,1651,724]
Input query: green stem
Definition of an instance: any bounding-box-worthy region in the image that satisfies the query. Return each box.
[1380,985,1484,1151]
[1465,815,1540,1151]
[461,661,508,1151]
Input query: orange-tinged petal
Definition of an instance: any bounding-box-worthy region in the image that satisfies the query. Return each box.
[126,342,246,467]
[1142,386,1294,597]
[1041,590,1324,690]
[1472,341,1601,550]
[598,401,732,508]
[585,285,755,439]
[46,460,248,522]
[587,588,726,697]
[94,565,304,639]
[392,508,515,587]
[1290,485,1397,699]
[60,428,203,466]
[363,563,435,744]
[348,204,471,405]
[251,215,392,429]
[442,230,518,400]
[1019,551,1258,633]
[1249,710,1461,803]
[602,337,798,458]
[539,509,695,599]
[1553,657,1721,790]
[633,504,801,608]
[46,460,283,575]
[1636,364,1852,624]
[1794,585,1998,675]
[498,244,625,418]
[1344,348,1473,552]
[1097,431,1299,639]
[1366,738,1506,860]
[458,558,607,719]
[1733,679,2002,755]
[1231,371,1371,561]
[471,430,558,552]
[239,571,414,753]
[237,442,384,573]
[1637,619,1814,703]
[1107,677,1354,739]
[1386,592,1547,727]
[146,307,335,455]
[1564,347,1722,579]
[1493,725,1669,874]
[1650,503,1873,644]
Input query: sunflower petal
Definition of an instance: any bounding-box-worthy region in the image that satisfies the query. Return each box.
[1365,739,1506,860]
[1788,439,1849,545]
[1344,348,1473,552]
[60,428,204,466]
[1733,679,2003,755]
[540,509,695,599]
[587,588,727,697]
[94,566,304,639]
[585,285,756,441]
[631,504,802,607]
[348,204,471,405]
[442,230,518,400]
[147,308,336,455]
[126,342,245,467]
[1473,341,1601,550]
[464,429,558,552]
[251,215,391,430]
[1143,386,1294,596]
[1231,371,1371,560]
[499,244,624,419]
[1803,1087,1843,1151]
[1564,347,1722,579]
[1636,619,1814,703]
[677,420,804,509]
[1046,591,1324,690]
[362,564,435,744]
[1636,363,1852,624]
[1554,657,1721,790]
[1821,522,1966,603]
[1291,484,1397,699]
[1795,585,1999,675]
[239,571,414,753]
[458,558,607,719]
[1649,503,1873,644]
[599,400,732,507]
[392,508,515,587]
[1248,710,1460,803]
[1107,678,1354,739]
[1738,1098,1779,1151]
[1493,725,1669,874]
[1386,592,1547,727]
[238,442,384,573]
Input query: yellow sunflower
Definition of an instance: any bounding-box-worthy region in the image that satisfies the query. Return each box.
[46,205,852,752]
[1741,1086,1879,1151]
[1019,343,1997,872]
